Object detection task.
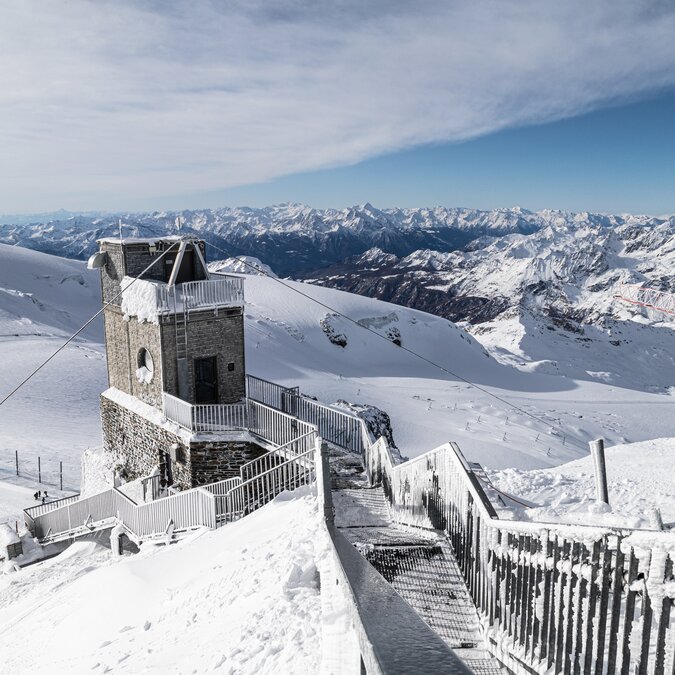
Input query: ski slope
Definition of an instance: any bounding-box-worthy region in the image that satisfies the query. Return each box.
[0,243,673,519]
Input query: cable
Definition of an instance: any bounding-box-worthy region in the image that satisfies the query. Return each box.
[204,241,588,451]
[0,241,181,407]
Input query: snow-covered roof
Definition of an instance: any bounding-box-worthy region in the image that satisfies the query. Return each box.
[97,235,191,246]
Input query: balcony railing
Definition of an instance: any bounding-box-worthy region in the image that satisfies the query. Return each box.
[121,276,244,321]
[163,393,247,433]
[156,277,244,312]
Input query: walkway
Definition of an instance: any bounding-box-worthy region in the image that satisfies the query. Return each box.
[330,449,503,674]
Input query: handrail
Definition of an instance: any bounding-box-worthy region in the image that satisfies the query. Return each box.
[24,493,81,519]
[361,434,675,673]
[214,446,316,525]
[25,371,675,674]
[327,523,472,675]
[240,430,316,481]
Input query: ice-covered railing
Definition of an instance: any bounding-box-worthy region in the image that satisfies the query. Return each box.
[361,433,675,674]
[615,283,675,316]
[27,373,675,673]
[121,275,244,322]
[244,376,675,674]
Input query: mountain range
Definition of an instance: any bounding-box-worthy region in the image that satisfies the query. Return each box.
[2,203,673,276]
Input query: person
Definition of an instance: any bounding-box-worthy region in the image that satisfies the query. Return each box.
[41,494,46,504]
[43,491,49,500]
[33,491,39,500]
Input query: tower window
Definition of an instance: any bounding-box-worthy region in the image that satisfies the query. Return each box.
[228,362,235,372]
[136,348,155,384]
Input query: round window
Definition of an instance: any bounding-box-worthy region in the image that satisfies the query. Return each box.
[136,348,154,384]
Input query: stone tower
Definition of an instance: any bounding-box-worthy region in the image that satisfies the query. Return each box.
[91,236,265,489]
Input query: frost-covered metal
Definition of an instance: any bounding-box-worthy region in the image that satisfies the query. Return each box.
[25,373,675,674]
[361,432,675,674]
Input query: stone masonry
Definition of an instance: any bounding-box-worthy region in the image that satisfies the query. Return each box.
[160,307,246,404]
[96,236,250,488]
[101,393,267,490]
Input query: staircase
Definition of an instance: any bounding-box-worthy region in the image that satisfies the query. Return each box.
[331,451,503,674]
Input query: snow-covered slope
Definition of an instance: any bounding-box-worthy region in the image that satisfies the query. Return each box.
[0,489,325,674]
[0,242,102,339]
[490,437,675,530]
[306,221,675,391]
[0,244,106,492]
[239,274,675,469]
[1,241,674,509]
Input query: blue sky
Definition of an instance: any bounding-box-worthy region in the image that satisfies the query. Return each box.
[173,90,675,215]
[2,1,675,215]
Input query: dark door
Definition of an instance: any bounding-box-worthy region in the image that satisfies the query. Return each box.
[194,356,218,404]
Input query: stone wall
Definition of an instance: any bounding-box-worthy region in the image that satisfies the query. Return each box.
[100,395,266,490]
[99,242,125,305]
[101,395,191,488]
[190,441,267,485]
[161,307,246,404]
[103,306,164,408]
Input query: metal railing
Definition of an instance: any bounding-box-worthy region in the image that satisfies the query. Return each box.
[164,378,362,445]
[215,447,316,525]
[240,430,316,481]
[27,397,320,544]
[156,276,244,313]
[246,399,315,446]
[246,374,297,410]
[362,433,675,675]
[163,393,247,432]
[163,392,194,429]
[246,374,364,453]
[25,483,218,542]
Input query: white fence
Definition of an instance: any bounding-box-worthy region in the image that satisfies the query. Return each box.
[156,276,244,313]
[25,485,217,541]
[246,374,297,410]
[215,447,316,525]
[246,375,364,453]
[26,397,320,544]
[163,393,248,432]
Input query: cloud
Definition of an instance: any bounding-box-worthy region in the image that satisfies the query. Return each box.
[1,0,675,210]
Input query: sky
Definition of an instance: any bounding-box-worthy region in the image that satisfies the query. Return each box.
[2,0,675,215]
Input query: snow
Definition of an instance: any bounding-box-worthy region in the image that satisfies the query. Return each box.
[120,275,161,324]
[209,255,277,278]
[0,242,673,524]
[0,245,106,498]
[489,437,675,530]
[0,522,20,547]
[0,490,326,673]
[0,482,38,528]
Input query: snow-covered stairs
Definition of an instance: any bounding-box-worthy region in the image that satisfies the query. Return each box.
[331,453,503,674]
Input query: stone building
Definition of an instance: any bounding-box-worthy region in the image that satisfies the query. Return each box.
[90,236,267,490]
